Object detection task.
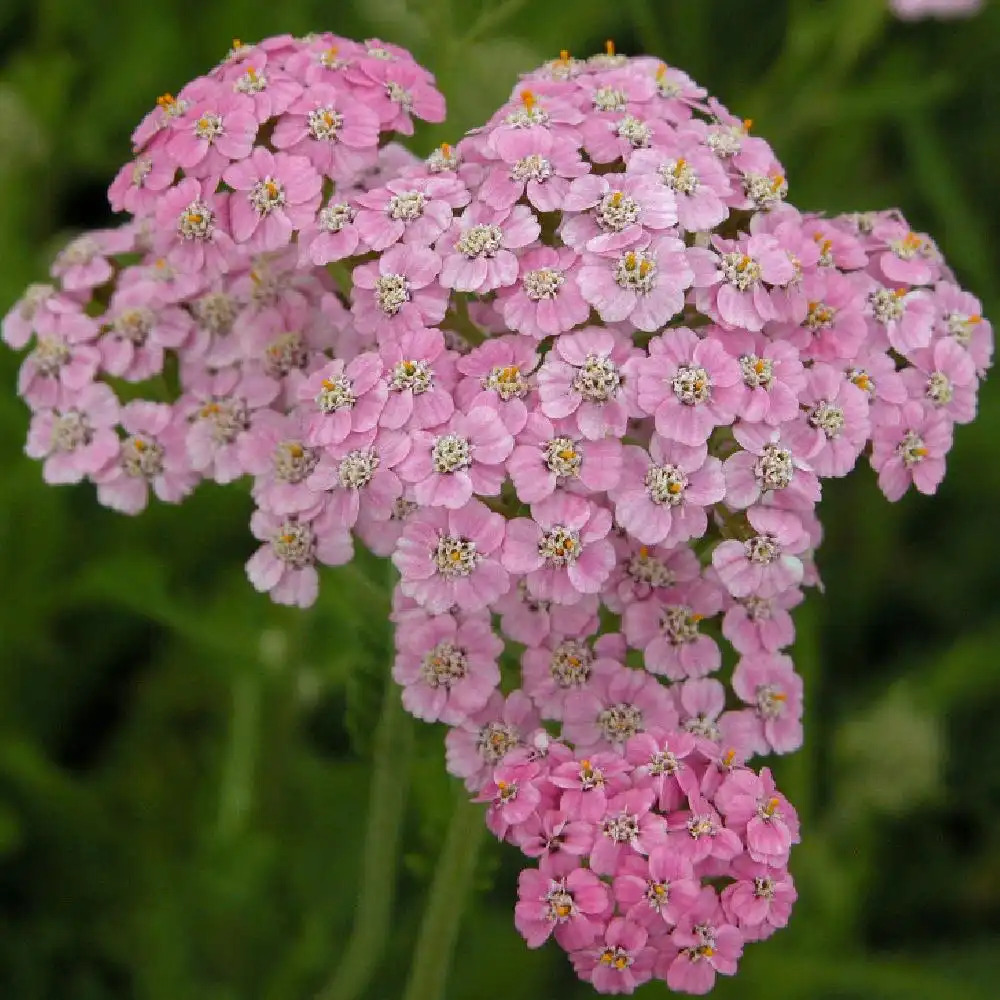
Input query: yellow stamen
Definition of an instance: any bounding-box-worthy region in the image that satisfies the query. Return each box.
[853,373,871,392]
[770,174,785,191]
[186,212,203,226]
[742,118,753,132]
[722,749,736,766]
[656,63,668,80]
[893,287,907,298]
[639,259,654,277]
[624,251,637,269]
[558,448,576,461]
[914,446,928,458]
[133,438,147,451]
[440,142,452,158]
[156,93,176,110]
[609,190,623,206]
[605,39,615,56]
[520,89,536,110]
[265,180,279,199]
[667,482,683,494]
[556,903,572,918]
[968,313,982,324]
[559,49,570,62]
[638,545,649,557]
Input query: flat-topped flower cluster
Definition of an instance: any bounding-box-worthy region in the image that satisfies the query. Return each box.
[3,34,991,996]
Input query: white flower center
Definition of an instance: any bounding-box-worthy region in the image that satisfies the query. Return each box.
[754,443,793,491]
[645,463,688,505]
[595,190,641,232]
[390,359,433,394]
[672,364,711,405]
[549,639,593,688]
[249,176,286,217]
[573,354,621,403]
[307,106,344,141]
[511,154,553,183]
[721,251,762,290]
[338,448,380,489]
[808,400,845,438]
[538,525,581,566]
[740,354,774,389]
[375,273,410,315]
[388,191,426,221]
[598,702,643,743]
[419,641,468,688]
[122,436,165,479]
[273,441,318,483]
[434,535,479,577]
[273,520,315,567]
[543,436,582,478]
[431,434,472,473]
[456,224,503,258]
[522,266,564,300]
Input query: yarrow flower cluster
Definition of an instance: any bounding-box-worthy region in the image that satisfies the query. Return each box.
[3,34,992,995]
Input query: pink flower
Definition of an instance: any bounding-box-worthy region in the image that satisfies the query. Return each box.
[721,856,796,938]
[496,246,590,339]
[696,234,796,331]
[224,148,322,252]
[51,231,129,292]
[578,236,694,331]
[869,218,943,287]
[396,406,514,509]
[870,400,953,501]
[624,730,699,813]
[509,808,595,866]
[94,401,196,514]
[715,766,800,867]
[536,327,638,440]
[355,175,469,250]
[479,757,546,840]
[378,326,458,430]
[502,494,615,604]
[154,178,237,274]
[707,329,805,425]
[722,587,803,655]
[508,412,623,503]
[351,244,447,337]
[305,428,410,528]
[393,611,502,724]
[613,849,700,928]
[934,282,992,376]
[900,336,979,425]
[437,203,540,292]
[25,383,120,484]
[866,285,935,354]
[182,367,279,483]
[560,173,677,253]
[890,0,982,19]
[661,889,744,994]
[240,411,324,516]
[479,129,588,212]
[675,678,726,742]
[611,437,725,547]
[731,653,804,755]
[666,796,742,865]
[298,197,362,265]
[245,503,352,608]
[16,309,100,411]
[636,328,742,446]
[353,60,446,134]
[603,540,701,614]
[562,666,678,753]
[164,93,258,180]
[271,84,381,180]
[299,354,387,448]
[776,268,869,363]
[712,507,809,599]
[783,362,871,478]
[627,143,731,233]
[494,579,600,648]
[393,499,509,613]
[722,425,820,511]
[108,153,176,216]
[522,632,623,720]
[99,292,192,382]
[590,787,668,875]
[454,335,538,434]
[622,578,724,680]
[549,751,632,824]
[571,917,658,994]
[515,865,611,951]
[444,689,538,789]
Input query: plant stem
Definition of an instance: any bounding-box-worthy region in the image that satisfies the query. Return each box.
[315,676,412,1000]
[402,793,486,1000]
[216,668,260,840]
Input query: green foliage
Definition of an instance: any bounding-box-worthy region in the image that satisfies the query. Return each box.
[1,0,1000,997]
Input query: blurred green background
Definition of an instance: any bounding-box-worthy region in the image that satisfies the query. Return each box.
[2,0,1000,997]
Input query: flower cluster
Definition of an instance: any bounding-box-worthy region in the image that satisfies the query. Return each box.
[3,34,992,996]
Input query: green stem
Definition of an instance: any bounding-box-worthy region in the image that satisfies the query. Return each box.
[215,668,261,840]
[315,677,413,1000]
[402,794,486,1000]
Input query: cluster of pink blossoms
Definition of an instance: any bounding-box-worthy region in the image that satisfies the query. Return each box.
[3,35,992,995]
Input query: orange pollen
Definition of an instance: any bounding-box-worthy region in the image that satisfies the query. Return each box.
[559,49,570,62]
[690,612,704,622]
[639,260,653,277]
[326,45,338,58]
[558,448,576,461]
[771,174,785,191]
[279,533,296,545]
[186,212,203,225]
[638,545,649,557]
[605,39,615,56]
[968,313,982,324]
[156,93,176,109]
[266,181,279,199]
[701,946,715,958]
[624,251,637,268]
[556,903,572,918]
[893,287,907,298]
[580,758,592,770]
[821,239,833,255]
[496,780,508,791]
[854,374,871,391]
[450,550,462,562]
[246,67,258,81]
[667,482,682,494]
[520,89,536,110]
[754,359,766,374]
[500,365,520,380]
[440,142,452,157]
[232,38,243,49]
[722,749,736,766]
[674,157,686,171]
[743,118,753,132]
[656,63,667,80]
[133,438,147,451]
[288,443,304,458]
[915,446,929,457]
[768,797,780,812]
[609,190,623,206]
[904,232,922,249]
[614,956,628,970]
[200,402,220,416]
[773,691,787,702]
